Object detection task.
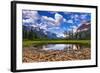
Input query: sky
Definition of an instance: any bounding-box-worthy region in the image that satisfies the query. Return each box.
[22,10,91,38]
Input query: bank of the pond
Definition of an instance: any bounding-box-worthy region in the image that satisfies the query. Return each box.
[23,40,90,47]
[23,47,91,63]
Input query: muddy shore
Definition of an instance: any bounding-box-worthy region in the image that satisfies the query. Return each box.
[22,47,91,63]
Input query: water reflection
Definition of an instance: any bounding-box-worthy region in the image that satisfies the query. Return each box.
[33,44,90,51]
[43,44,72,50]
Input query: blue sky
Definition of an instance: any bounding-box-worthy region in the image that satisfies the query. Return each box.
[22,10,91,37]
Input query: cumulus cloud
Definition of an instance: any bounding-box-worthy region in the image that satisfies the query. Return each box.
[42,16,54,21]
[40,13,66,26]
[41,16,55,25]
[48,27,60,30]
[72,26,77,29]
[22,10,39,24]
[63,18,67,22]
[55,13,63,25]
[40,25,47,30]
[67,25,78,33]
[74,14,79,18]
[56,33,66,38]
[23,11,78,28]
[30,24,37,28]
[23,18,33,23]
[23,11,66,27]
[23,11,91,38]
[23,10,39,19]
[55,13,63,20]
[80,14,88,20]
[67,19,73,24]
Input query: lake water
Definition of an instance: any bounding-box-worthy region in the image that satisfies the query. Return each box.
[33,44,90,51]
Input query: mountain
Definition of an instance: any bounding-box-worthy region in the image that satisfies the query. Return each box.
[23,25,57,39]
[75,21,91,40]
[77,21,91,32]
[46,31,57,39]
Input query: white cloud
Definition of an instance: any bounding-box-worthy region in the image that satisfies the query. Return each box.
[22,10,47,31]
[48,27,60,30]
[74,14,79,18]
[71,14,74,19]
[55,13,63,25]
[63,18,67,22]
[72,26,77,29]
[22,10,39,25]
[67,19,73,23]
[22,11,69,35]
[80,14,87,20]
[40,25,47,30]
[23,18,33,23]
[42,16,55,24]
[67,29,72,31]
[41,16,54,27]
[55,13,63,20]
[31,24,37,28]
[68,25,78,33]
[56,33,66,38]
[23,10,39,20]
[72,26,78,33]
[81,20,88,24]
[41,13,66,26]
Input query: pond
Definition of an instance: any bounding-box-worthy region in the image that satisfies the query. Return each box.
[33,44,90,51]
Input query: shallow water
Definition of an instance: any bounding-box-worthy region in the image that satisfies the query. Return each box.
[33,44,90,51]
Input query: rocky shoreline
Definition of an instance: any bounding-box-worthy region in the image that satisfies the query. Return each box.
[22,47,91,63]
